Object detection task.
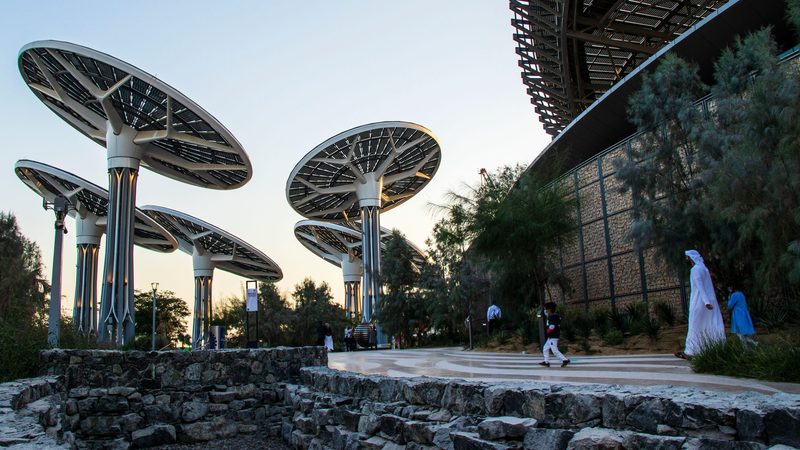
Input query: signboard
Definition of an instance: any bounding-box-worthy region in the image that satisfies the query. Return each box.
[246,287,258,312]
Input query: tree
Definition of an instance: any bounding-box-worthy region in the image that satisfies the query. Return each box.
[376,230,427,346]
[613,53,711,272]
[615,20,800,299]
[289,278,347,347]
[425,165,574,345]
[468,170,575,341]
[133,289,189,349]
[214,282,293,347]
[0,212,49,381]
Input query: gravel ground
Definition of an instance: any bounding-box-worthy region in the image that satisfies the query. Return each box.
[151,431,292,450]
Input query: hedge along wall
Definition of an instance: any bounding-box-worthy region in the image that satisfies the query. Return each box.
[38,347,326,448]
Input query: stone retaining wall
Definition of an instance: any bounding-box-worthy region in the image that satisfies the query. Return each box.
[0,347,326,449]
[283,367,800,450]
[0,376,66,448]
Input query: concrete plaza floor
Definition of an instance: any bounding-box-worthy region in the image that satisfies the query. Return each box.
[328,347,800,395]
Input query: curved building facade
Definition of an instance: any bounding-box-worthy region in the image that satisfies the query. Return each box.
[511,0,795,313]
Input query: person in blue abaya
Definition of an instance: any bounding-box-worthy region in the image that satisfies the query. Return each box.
[727,285,757,347]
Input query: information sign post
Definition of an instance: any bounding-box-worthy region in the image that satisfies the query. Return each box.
[245,281,259,348]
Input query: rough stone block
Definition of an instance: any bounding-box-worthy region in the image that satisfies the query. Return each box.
[566,428,625,450]
[131,424,176,447]
[626,397,667,433]
[682,438,766,450]
[764,407,800,448]
[362,435,390,450]
[358,413,380,435]
[180,401,209,423]
[380,414,408,439]
[477,416,537,440]
[450,431,510,450]
[118,413,144,433]
[209,390,237,403]
[402,421,437,445]
[545,391,602,428]
[96,396,129,413]
[524,428,574,450]
[179,421,217,442]
[429,409,453,422]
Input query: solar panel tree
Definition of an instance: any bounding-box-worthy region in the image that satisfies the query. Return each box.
[287,122,440,345]
[15,160,178,344]
[18,41,251,345]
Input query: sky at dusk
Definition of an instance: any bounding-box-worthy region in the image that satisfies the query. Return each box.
[0,1,550,317]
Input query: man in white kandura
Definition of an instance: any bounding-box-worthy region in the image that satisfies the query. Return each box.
[676,249,726,359]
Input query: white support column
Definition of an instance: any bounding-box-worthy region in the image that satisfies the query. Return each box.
[74,216,103,334]
[192,250,214,350]
[99,125,142,346]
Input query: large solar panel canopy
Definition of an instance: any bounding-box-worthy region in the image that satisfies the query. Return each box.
[18,40,251,346]
[287,121,440,333]
[511,0,727,136]
[18,41,251,189]
[294,220,427,321]
[142,205,282,349]
[15,160,178,336]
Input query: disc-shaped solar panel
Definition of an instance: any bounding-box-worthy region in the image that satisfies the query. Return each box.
[294,220,426,270]
[15,160,178,253]
[19,40,251,189]
[286,121,441,221]
[141,205,282,282]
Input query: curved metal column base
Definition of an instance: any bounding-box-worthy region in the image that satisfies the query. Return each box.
[193,275,213,350]
[99,167,138,346]
[360,206,381,323]
[74,243,99,334]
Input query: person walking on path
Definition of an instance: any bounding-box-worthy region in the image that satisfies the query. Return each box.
[727,286,757,346]
[486,301,502,335]
[539,302,570,368]
[324,323,334,351]
[676,250,726,359]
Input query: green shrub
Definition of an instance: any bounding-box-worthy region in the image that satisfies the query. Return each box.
[653,301,677,326]
[642,317,661,342]
[571,310,593,340]
[0,319,46,382]
[559,307,577,341]
[591,307,611,336]
[625,302,649,323]
[577,337,593,353]
[690,336,800,383]
[609,308,631,334]
[602,329,624,346]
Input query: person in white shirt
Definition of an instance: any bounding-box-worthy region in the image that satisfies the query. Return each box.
[676,250,725,359]
[486,301,502,335]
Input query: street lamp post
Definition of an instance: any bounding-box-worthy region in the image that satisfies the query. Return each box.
[151,282,159,352]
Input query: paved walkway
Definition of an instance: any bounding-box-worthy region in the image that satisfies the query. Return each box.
[328,347,800,395]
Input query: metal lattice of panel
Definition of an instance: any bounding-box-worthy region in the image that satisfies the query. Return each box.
[15,160,178,253]
[286,122,441,221]
[294,220,427,270]
[511,0,726,136]
[18,40,251,189]
[142,206,282,282]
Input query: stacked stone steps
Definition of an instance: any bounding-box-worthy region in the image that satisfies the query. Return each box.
[279,367,800,450]
[0,376,67,449]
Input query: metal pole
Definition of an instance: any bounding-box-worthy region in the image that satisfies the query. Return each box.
[467,315,473,350]
[48,197,68,348]
[360,205,381,323]
[151,282,158,351]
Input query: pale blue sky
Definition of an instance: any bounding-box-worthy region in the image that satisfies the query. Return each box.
[0,1,549,313]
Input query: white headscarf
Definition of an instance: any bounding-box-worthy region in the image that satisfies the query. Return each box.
[685,249,705,267]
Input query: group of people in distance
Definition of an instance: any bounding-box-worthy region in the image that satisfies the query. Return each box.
[486,249,755,367]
